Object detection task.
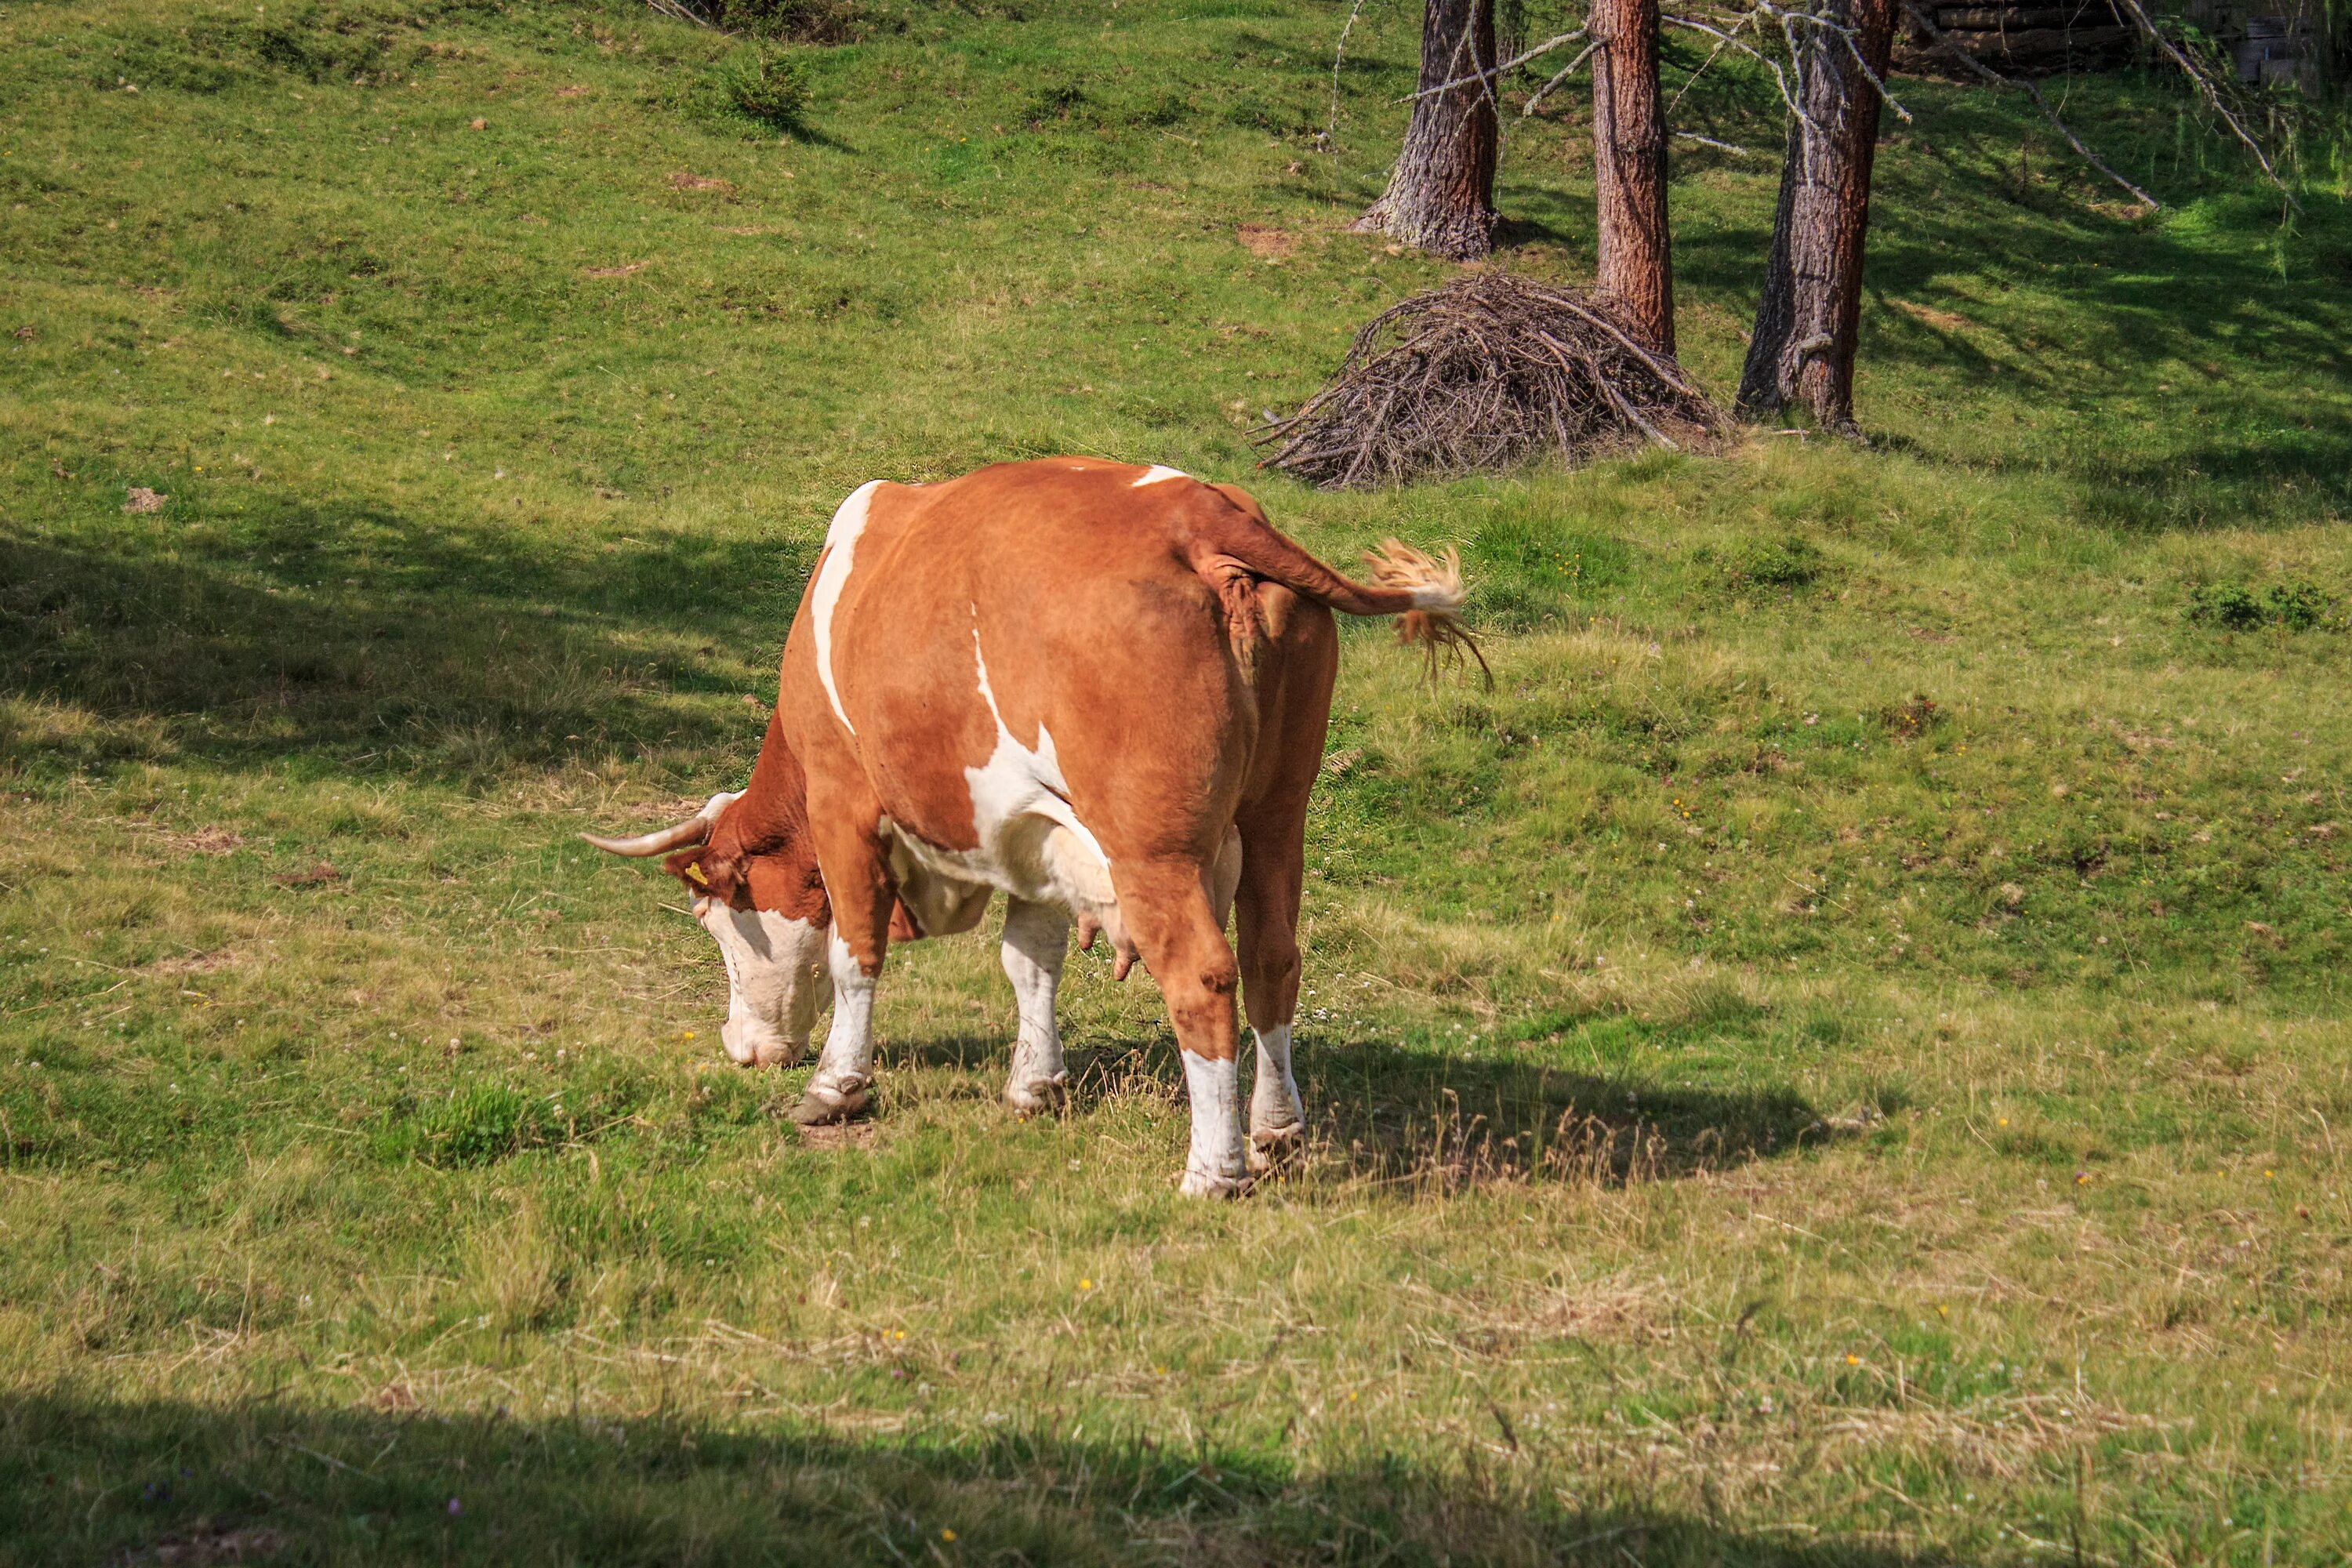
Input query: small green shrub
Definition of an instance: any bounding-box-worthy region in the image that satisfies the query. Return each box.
[2187,579,2332,632]
[713,0,874,42]
[247,6,397,85]
[1722,535,1823,589]
[1020,82,1091,129]
[412,1082,560,1167]
[2187,581,2265,630]
[704,44,810,134]
[1878,691,1939,740]
[2267,579,2330,631]
[93,24,247,94]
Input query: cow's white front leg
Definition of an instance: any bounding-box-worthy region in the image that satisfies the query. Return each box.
[1247,1023,1305,1175]
[1179,1049,1249,1197]
[793,930,876,1125]
[1000,898,1070,1114]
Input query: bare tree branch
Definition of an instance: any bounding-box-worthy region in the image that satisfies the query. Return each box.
[2109,0,2299,209]
[1521,42,1601,115]
[1403,26,1591,100]
[1900,0,2160,208]
[1666,9,1754,115]
[647,0,724,27]
[1823,8,1911,121]
[1664,12,1813,141]
[1325,0,1372,150]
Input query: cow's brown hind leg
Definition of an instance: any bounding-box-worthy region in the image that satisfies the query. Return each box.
[795,806,895,1126]
[1235,800,1308,1177]
[1116,856,1247,1197]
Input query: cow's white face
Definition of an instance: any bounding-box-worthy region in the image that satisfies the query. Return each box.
[692,897,833,1068]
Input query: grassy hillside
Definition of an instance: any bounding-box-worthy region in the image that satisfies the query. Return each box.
[5,0,2352,1561]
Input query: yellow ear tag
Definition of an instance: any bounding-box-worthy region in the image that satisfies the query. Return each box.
[684,862,708,886]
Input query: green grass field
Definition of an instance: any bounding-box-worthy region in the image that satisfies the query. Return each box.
[5,0,2352,1560]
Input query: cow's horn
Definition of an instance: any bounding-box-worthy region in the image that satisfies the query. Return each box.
[580,789,741,857]
[580,815,710,856]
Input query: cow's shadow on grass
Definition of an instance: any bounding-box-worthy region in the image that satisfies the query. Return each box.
[883,1001,1840,1189]
[1291,1033,1838,1189]
[1,1391,1939,1567]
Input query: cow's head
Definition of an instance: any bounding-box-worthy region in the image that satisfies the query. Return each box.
[584,789,833,1068]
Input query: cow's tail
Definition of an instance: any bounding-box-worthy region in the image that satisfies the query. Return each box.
[1193,506,1489,686]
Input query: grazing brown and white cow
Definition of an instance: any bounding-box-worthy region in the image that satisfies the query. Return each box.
[588,458,1471,1196]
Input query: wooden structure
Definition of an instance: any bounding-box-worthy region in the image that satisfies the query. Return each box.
[1896,0,2132,73]
[1898,0,2334,83]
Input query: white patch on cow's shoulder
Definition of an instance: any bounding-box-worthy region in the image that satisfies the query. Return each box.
[811,480,883,735]
[1131,464,1190,488]
[967,620,1113,891]
[878,611,1121,945]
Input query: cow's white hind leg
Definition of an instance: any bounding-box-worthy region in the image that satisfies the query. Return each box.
[1248,1023,1304,1174]
[1114,858,1250,1197]
[1000,898,1071,1114]
[794,929,877,1124]
[1233,808,1308,1178]
[1180,1049,1247,1197]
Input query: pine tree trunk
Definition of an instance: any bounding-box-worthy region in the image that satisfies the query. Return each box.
[1735,0,1897,432]
[1591,0,1674,355]
[1358,0,1498,261]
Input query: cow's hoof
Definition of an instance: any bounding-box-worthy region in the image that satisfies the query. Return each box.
[752,1040,806,1069]
[790,1075,871,1126]
[1004,1072,1069,1117]
[1178,1167,1253,1200]
[1247,1123,1305,1177]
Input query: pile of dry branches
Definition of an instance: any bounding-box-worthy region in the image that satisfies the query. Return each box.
[1250,273,1720,489]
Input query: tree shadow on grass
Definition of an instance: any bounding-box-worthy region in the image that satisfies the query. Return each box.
[0,1391,1939,1567]
[1668,77,2352,528]
[0,488,815,782]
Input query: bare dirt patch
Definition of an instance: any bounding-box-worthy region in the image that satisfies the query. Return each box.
[585,262,651,279]
[1891,299,1974,334]
[154,825,246,856]
[797,1120,879,1149]
[667,172,736,194]
[122,487,168,514]
[1236,223,1297,260]
[146,950,238,978]
[138,1525,288,1565]
[1529,1276,1672,1340]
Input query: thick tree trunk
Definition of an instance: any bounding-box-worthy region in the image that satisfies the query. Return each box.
[1591,0,1674,355]
[1358,0,1498,261]
[1736,0,1897,431]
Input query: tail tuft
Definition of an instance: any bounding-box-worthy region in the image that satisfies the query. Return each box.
[1363,539,1490,687]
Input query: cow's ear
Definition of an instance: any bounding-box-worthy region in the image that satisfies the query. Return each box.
[665,844,746,906]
